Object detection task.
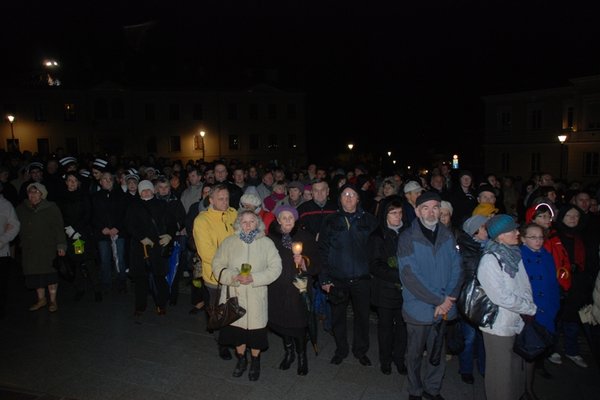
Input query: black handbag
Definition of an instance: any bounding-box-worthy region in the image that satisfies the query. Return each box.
[53,255,76,282]
[206,270,246,331]
[457,274,499,328]
[513,317,553,361]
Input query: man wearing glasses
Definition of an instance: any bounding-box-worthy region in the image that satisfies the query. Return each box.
[319,183,378,367]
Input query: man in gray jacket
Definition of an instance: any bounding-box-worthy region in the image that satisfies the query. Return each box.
[398,191,462,400]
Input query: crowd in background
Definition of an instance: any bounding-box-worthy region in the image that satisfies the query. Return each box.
[1,148,600,399]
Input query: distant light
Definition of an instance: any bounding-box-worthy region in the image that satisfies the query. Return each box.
[558,135,567,144]
[7,115,14,123]
[392,160,396,164]
[347,143,354,150]
[44,59,59,67]
[452,154,459,169]
[200,130,206,137]
[407,165,411,170]
[387,151,391,157]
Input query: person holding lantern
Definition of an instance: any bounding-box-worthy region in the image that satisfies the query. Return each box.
[58,172,102,302]
[268,205,321,375]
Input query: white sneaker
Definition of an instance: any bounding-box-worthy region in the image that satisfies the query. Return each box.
[565,354,588,368]
[547,352,562,364]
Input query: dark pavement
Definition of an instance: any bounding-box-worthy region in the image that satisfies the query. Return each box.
[1,264,598,400]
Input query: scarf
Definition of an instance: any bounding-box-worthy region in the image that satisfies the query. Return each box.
[281,233,293,249]
[239,229,259,244]
[484,240,521,278]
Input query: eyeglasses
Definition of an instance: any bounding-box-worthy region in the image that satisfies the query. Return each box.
[524,236,544,240]
[342,192,357,198]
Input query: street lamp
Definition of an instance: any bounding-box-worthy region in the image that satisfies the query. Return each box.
[200,130,206,160]
[387,151,392,157]
[347,143,354,151]
[558,135,567,180]
[6,115,16,152]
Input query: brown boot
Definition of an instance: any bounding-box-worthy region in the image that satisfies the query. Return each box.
[29,298,47,311]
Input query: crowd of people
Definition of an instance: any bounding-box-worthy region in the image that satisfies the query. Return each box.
[1,150,600,399]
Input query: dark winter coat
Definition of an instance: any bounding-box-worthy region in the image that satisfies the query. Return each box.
[90,187,128,241]
[268,222,321,335]
[16,199,67,275]
[126,197,178,277]
[318,206,378,284]
[368,217,406,309]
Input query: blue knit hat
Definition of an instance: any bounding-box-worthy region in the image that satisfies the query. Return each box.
[486,214,518,240]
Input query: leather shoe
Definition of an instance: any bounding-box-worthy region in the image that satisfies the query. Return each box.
[219,346,232,360]
[380,363,391,375]
[330,355,344,365]
[423,392,445,400]
[396,362,408,375]
[461,373,474,384]
[358,355,372,366]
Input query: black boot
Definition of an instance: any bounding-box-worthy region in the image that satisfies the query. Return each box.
[248,354,261,381]
[294,337,308,376]
[232,351,247,377]
[279,336,296,370]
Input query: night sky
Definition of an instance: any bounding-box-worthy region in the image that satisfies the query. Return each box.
[3,1,600,167]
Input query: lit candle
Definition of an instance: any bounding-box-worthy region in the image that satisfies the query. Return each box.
[292,242,303,255]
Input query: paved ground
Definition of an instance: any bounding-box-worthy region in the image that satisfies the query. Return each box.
[1,265,599,400]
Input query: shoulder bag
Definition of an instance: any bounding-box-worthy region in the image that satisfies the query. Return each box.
[206,269,246,330]
[513,316,553,361]
[457,252,500,328]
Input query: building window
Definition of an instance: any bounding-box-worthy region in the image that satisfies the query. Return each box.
[530,152,541,172]
[94,98,108,120]
[288,134,297,149]
[65,137,78,155]
[584,152,599,176]
[268,104,277,120]
[501,152,510,173]
[249,104,258,120]
[228,134,239,150]
[287,104,297,120]
[146,136,157,153]
[530,109,542,130]
[567,107,574,129]
[193,103,203,120]
[499,111,511,132]
[267,134,278,150]
[228,104,238,120]
[169,104,180,121]
[145,103,155,121]
[170,136,181,152]
[37,138,50,155]
[111,98,124,119]
[34,104,46,121]
[249,134,259,150]
[64,103,76,121]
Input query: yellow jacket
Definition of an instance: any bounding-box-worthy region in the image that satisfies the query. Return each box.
[193,206,238,286]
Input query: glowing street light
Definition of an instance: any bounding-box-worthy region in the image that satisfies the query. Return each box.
[347,143,354,151]
[387,151,392,157]
[558,135,568,179]
[43,59,61,86]
[6,115,16,152]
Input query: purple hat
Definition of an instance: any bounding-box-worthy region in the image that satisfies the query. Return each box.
[273,204,299,221]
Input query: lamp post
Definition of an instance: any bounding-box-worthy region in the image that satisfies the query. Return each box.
[199,130,206,161]
[347,143,354,166]
[558,134,567,180]
[6,115,15,153]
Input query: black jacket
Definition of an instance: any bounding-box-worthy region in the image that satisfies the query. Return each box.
[90,187,128,241]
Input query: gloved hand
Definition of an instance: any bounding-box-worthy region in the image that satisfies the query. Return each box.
[65,226,75,238]
[159,234,172,247]
[292,276,308,293]
[140,237,154,247]
[72,232,82,240]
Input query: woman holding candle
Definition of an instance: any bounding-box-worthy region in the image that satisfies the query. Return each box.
[268,205,321,375]
[211,210,282,381]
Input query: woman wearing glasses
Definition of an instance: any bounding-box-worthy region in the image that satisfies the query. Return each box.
[520,222,560,400]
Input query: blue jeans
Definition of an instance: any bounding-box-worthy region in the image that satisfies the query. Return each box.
[458,320,486,375]
[562,320,581,356]
[97,238,127,289]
